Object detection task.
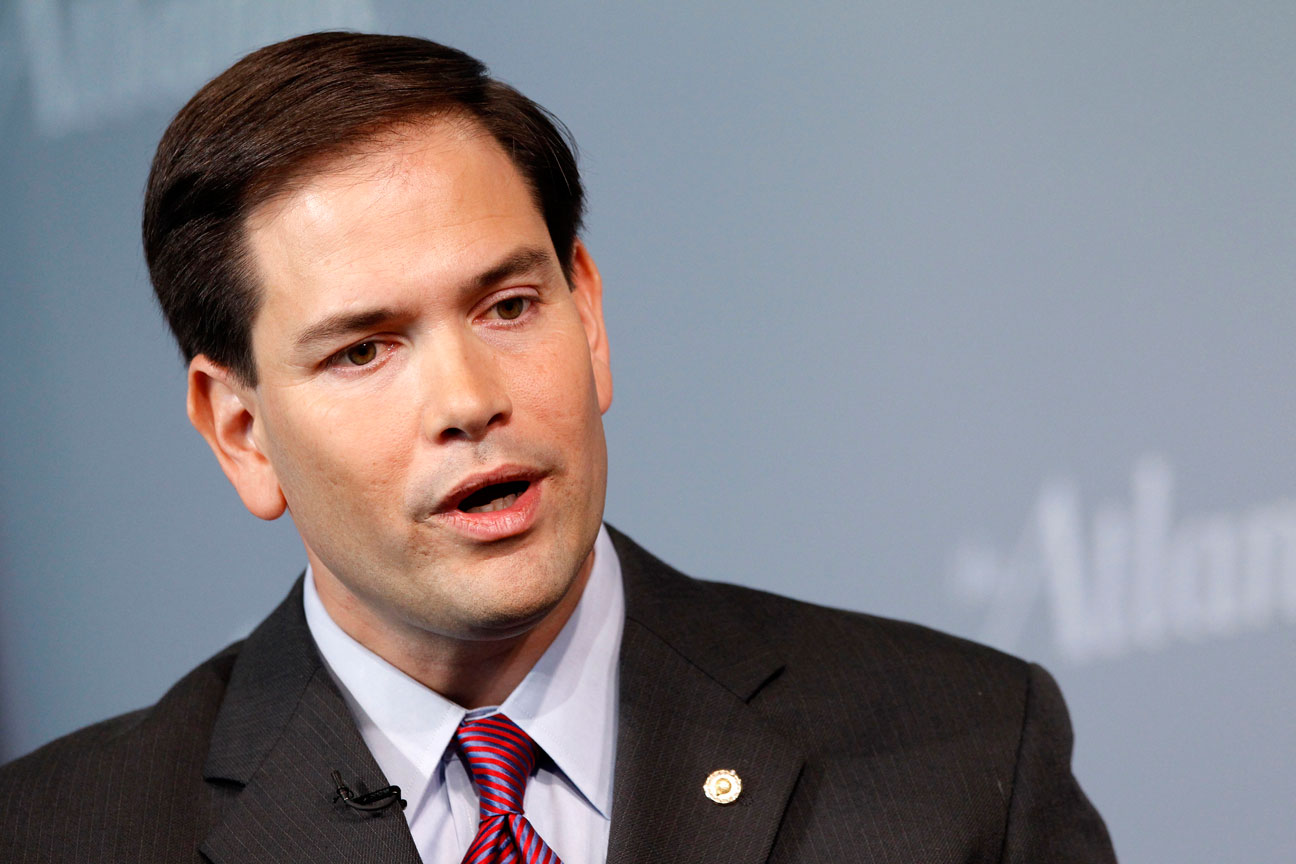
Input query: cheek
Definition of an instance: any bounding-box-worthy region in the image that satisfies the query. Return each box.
[507,325,603,425]
[263,386,416,507]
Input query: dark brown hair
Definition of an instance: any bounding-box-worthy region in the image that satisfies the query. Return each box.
[143,31,584,385]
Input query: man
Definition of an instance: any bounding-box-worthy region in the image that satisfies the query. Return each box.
[0,32,1115,863]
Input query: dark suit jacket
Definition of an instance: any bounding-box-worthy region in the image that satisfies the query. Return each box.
[0,528,1115,862]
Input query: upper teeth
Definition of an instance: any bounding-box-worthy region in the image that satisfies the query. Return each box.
[465,493,518,514]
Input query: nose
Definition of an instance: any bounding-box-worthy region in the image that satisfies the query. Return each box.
[419,332,512,443]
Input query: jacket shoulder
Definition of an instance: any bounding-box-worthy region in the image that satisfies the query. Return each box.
[1,642,240,778]
[713,576,1027,683]
[613,525,1029,694]
[708,577,1031,718]
[0,643,241,862]
[611,527,1115,862]
[713,580,1114,861]
[611,525,1033,748]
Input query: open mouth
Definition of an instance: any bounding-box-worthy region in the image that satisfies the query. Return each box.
[456,480,531,514]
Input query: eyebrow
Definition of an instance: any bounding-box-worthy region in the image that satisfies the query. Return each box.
[468,246,554,293]
[292,307,405,353]
[290,246,557,353]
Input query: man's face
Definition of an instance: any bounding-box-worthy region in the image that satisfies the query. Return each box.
[234,119,611,644]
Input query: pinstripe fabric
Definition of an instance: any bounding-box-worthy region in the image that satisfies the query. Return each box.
[604,528,1116,864]
[456,714,562,864]
[0,527,1115,863]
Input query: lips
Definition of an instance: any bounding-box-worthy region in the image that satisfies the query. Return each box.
[436,466,543,513]
[457,479,530,513]
[429,466,545,541]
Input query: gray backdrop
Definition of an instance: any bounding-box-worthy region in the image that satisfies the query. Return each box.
[3,2,1294,862]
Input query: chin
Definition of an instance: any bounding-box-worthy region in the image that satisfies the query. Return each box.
[485,569,579,627]
[411,557,578,639]
[431,590,564,641]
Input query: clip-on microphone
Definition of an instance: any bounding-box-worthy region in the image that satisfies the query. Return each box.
[331,770,406,813]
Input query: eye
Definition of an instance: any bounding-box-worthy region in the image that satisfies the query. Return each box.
[491,296,530,320]
[338,341,378,366]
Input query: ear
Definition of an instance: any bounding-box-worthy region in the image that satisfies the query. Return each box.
[569,239,613,413]
[186,355,287,520]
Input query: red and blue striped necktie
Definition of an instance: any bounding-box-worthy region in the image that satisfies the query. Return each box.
[455,713,564,864]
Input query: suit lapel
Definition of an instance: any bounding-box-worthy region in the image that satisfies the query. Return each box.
[199,580,420,864]
[607,529,805,864]
[197,533,801,864]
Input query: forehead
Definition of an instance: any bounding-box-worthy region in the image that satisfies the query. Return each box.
[242,118,554,330]
[247,116,545,253]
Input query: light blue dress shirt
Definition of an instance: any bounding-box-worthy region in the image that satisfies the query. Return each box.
[303,525,624,864]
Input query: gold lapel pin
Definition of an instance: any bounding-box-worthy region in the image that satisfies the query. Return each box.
[703,769,742,804]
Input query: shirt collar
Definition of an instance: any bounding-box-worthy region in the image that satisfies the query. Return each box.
[497,525,622,817]
[303,525,623,819]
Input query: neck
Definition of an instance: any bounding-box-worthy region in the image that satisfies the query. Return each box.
[309,552,595,708]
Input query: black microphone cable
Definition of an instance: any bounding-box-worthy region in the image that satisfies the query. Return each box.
[331,770,406,813]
